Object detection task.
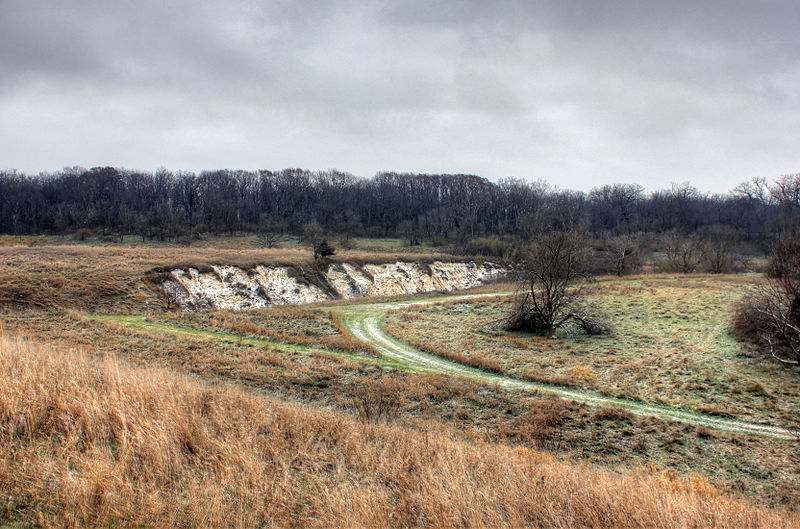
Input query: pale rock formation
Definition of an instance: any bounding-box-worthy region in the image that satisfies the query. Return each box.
[161,261,505,310]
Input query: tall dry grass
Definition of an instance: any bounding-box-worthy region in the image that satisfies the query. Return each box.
[0,333,795,528]
[0,244,489,312]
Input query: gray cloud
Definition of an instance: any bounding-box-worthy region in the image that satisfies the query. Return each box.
[0,0,798,192]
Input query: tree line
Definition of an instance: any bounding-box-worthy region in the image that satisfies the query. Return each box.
[1,166,799,249]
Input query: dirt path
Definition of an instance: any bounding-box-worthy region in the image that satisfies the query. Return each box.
[331,292,799,440]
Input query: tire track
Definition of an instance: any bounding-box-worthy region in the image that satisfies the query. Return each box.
[335,294,799,440]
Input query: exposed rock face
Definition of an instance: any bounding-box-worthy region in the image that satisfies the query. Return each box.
[161,261,505,310]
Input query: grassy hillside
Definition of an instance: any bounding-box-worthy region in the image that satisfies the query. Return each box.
[1,333,796,528]
[2,244,799,526]
[0,244,472,312]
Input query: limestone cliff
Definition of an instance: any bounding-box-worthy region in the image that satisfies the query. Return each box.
[159,260,505,310]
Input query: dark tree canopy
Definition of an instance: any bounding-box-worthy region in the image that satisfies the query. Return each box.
[0,167,799,246]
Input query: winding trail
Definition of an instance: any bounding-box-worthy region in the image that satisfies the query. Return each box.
[332,292,799,440]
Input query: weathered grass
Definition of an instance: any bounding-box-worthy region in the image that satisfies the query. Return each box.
[152,306,381,356]
[1,333,795,528]
[3,307,799,510]
[384,275,800,429]
[0,244,500,312]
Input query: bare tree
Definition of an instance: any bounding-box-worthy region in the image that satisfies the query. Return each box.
[731,176,773,205]
[506,232,608,337]
[397,219,421,246]
[733,239,800,367]
[602,233,644,276]
[257,215,287,248]
[660,232,702,273]
[301,221,336,259]
[771,174,800,209]
[698,224,737,274]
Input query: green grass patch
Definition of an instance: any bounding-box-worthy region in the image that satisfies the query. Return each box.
[89,314,408,370]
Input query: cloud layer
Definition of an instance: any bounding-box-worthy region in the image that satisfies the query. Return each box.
[1,0,798,191]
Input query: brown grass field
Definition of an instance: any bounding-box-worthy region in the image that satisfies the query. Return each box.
[2,334,798,528]
[1,243,800,527]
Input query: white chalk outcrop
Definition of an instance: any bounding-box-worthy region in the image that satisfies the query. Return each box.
[160,261,505,310]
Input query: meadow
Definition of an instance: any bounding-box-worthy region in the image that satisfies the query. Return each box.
[384,276,800,428]
[1,241,799,526]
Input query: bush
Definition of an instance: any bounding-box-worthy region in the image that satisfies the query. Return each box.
[465,236,514,259]
[657,233,702,274]
[505,232,591,337]
[732,239,800,368]
[506,232,610,337]
[597,233,645,276]
[505,307,552,334]
[499,397,566,449]
[351,376,404,424]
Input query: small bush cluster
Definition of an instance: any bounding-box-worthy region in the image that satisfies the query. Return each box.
[571,311,614,336]
[732,239,800,368]
[350,375,405,423]
[505,232,612,338]
[463,236,516,260]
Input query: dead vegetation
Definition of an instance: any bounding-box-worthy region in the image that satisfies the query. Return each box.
[733,239,800,368]
[497,397,567,450]
[3,302,800,512]
[0,244,482,312]
[383,276,800,429]
[505,232,611,337]
[386,309,505,374]
[1,333,796,528]
[2,245,800,521]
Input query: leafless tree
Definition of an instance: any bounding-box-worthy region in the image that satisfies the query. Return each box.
[771,174,800,209]
[602,233,644,276]
[698,224,738,274]
[731,176,774,205]
[506,232,608,337]
[257,215,287,248]
[660,232,702,273]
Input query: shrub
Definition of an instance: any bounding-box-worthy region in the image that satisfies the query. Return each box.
[464,236,514,259]
[350,375,404,423]
[732,239,800,368]
[505,231,592,337]
[499,397,567,449]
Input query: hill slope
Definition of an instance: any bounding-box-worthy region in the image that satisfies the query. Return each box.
[1,333,795,528]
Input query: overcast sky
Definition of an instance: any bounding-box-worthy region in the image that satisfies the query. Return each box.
[1,1,798,192]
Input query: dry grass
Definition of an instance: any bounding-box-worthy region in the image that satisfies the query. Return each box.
[4,309,800,511]
[0,245,311,311]
[496,397,568,450]
[154,307,380,356]
[386,311,505,373]
[1,333,796,528]
[0,244,492,312]
[384,276,800,428]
